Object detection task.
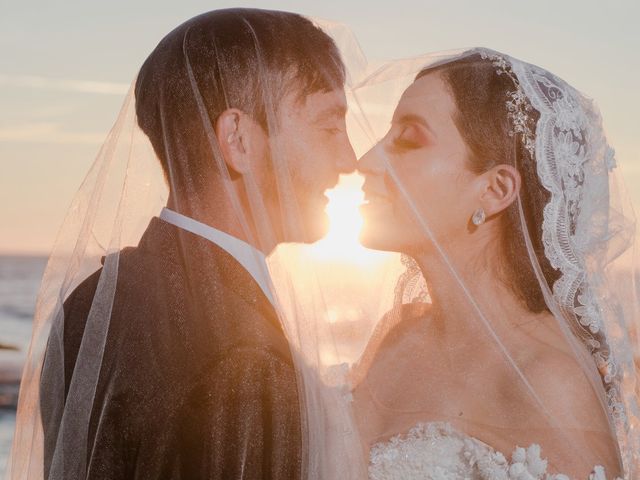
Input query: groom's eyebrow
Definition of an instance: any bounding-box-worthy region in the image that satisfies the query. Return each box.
[316,104,348,123]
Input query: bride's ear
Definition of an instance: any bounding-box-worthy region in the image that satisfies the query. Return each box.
[478,164,521,217]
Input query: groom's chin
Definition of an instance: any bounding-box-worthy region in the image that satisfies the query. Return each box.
[280,211,330,244]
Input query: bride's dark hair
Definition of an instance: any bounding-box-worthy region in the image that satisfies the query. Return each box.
[418,54,560,313]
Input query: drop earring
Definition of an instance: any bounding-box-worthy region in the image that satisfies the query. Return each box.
[471,208,486,226]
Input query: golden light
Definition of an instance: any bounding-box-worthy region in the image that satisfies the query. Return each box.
[311,173,386,266]
[271,173,402,366]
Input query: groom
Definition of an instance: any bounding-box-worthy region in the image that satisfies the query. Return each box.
[40,9,356,479]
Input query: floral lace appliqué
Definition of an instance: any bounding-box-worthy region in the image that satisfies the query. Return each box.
[368,422,620,480]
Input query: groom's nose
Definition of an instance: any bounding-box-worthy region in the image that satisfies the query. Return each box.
[336,139,357,174]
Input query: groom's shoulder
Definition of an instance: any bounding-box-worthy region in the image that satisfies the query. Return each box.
[62,241,286,359]
[62,244,163,325]
[61,247,138,327]
[64,247,145,296]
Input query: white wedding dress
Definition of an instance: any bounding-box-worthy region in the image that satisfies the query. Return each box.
[368,422,619,480]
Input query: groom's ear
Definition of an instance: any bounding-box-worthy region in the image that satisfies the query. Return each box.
[478,164,521,217]
[216,108,264,175]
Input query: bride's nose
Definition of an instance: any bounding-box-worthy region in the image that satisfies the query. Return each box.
[358,143,386,175]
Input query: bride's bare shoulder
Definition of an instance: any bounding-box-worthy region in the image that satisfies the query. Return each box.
[351,302,432,387]
[368,302,432,356]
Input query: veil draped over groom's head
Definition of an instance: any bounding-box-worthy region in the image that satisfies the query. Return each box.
[134,9,350,248]
[6,9,370,480]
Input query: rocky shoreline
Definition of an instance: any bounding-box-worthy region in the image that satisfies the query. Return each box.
[0,383,19,411]
[0,347,23,410]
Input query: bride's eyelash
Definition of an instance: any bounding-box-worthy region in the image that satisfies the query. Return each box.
[392,125,424,150]
[393,137,420,150]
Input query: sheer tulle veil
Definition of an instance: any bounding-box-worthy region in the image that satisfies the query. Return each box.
[4,10,640,480]
[345,48,640,478]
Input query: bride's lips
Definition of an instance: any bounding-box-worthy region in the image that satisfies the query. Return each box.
[362,183,392,205]
[362,192,392,206]
[361,187,394,218]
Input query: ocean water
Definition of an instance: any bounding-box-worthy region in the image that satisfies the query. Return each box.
[0,256,47,474]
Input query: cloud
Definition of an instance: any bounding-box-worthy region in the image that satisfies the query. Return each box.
[0,122,104,144]
[0,73,129,95]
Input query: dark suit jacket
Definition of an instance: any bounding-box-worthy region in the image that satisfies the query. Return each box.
[40,217,302,479]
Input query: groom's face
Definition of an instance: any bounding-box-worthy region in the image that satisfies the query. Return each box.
[262,87,357,243]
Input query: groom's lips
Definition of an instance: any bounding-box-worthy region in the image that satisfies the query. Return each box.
[317,176,341,204]
[363,193,391,204]
[327,175,340,190]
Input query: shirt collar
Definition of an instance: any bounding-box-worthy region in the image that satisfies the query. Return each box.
[159,208,276,309]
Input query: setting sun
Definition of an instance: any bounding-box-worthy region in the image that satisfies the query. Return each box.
[311,173,385,266]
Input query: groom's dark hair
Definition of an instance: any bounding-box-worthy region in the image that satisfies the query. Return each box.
[134,8,345,193]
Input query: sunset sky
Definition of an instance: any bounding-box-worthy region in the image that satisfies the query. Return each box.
[1,0,639,254]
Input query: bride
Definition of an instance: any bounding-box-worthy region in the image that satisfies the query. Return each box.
[349,49,640,479]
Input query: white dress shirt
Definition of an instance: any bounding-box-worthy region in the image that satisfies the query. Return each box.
[159,207,276,308]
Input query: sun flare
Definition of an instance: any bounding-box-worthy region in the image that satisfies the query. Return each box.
[311,174,385,266]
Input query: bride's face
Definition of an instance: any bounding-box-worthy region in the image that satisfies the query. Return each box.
[359,72,479,253]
